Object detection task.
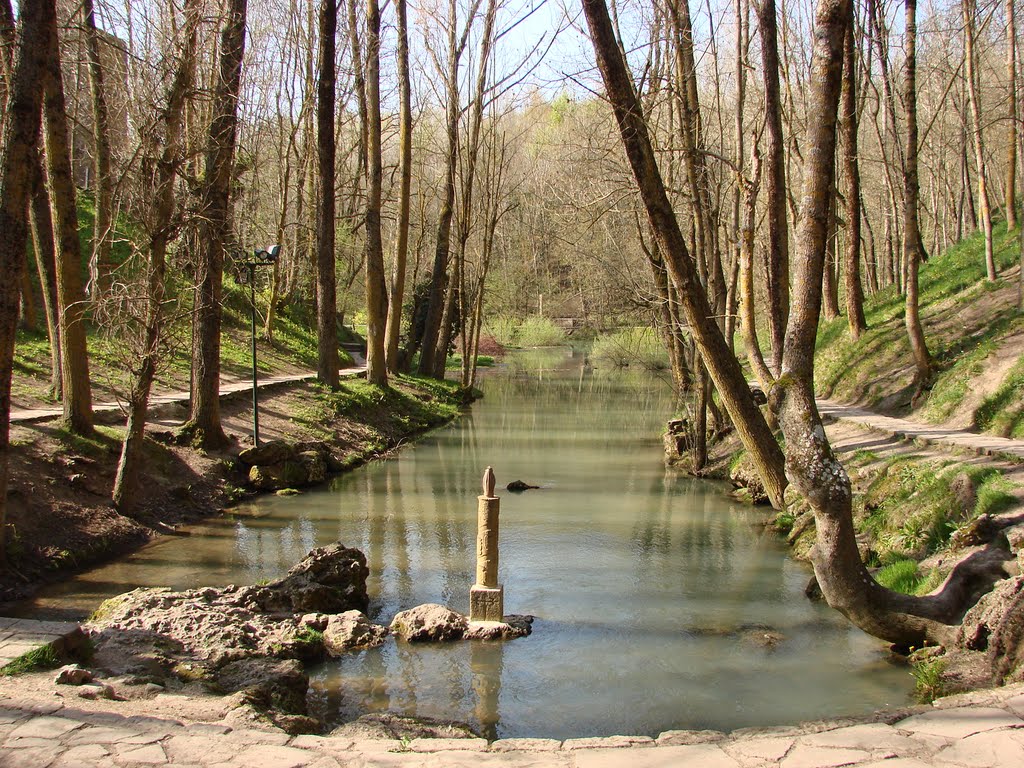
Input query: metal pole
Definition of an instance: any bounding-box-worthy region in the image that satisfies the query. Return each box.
[250,263,259,446]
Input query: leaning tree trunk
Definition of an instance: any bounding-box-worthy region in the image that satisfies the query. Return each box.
[42,6,93,435]
[0,0,51,565]
[112,0,199,513]
[582,0,787,510]
[776,0,1006,648]
[186,0,247,448]
[1007,0,1018,230]
[29,156,61,399]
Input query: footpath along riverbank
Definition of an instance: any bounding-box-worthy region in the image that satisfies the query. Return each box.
[1,678,1023,767]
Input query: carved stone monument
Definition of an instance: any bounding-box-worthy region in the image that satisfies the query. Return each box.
[470,466,504,622]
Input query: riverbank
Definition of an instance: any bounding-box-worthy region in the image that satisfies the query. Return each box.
[0,374,474,609]
[0,668,1022,766]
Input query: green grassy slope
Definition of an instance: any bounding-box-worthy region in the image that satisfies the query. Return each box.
[815,224,1024,437]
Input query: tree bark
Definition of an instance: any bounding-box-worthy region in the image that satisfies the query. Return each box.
[582,0,787,509]
[841,17,867,338]
[904,0,931,392]
[754,0,789,375]
[82,0,114,301]
[316,0,339,388]
[0,0,51,565]
[29,155,61,400]
[186,0,247,448]
[112,0,199,513]
[384,0,412,373]
[963,0,997,280]
[42,4,93,435]
[363,0,387,386]
[1007,0,1018,229]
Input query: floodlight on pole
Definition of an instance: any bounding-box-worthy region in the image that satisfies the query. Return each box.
[247,245,281,446]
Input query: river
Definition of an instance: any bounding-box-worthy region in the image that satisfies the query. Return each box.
[19,347,911,740]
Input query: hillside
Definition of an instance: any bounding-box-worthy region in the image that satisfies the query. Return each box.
[815,224,1024,438]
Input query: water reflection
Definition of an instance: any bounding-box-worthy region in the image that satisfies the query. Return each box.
[17,348,911,738]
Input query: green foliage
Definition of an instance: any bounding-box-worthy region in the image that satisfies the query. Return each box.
[590,327,668,370]
[515,316,567,347]
[857,457,1019,562]
[910,655,949,703]
[0,645,62,676]
[875,559,925,595]
[446,354,495,369]
[485,316,519,347]
[815,222,1023,429]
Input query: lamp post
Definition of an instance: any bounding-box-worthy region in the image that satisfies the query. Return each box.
[247,244,281,445]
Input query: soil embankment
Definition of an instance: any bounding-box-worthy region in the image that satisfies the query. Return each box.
[1,374,473,608]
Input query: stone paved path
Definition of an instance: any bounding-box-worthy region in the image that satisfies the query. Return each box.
[1,683,1024,767]
[8,368,367,425]
[818,399,1024,462]
[0,620,83,671]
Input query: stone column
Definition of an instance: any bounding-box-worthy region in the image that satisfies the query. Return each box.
[470,466,504,622]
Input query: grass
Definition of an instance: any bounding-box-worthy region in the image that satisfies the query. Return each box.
[854,455,1019,562]
[814,222,1023,429]
[910,655,949,703]
[0,645,62,676]
[590,327,669,370]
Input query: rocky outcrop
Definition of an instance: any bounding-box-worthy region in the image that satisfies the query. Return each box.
[729,454,769,505]
[239,439,339,491]
[323,611,388,654]
[389,604,468,642]
[331,712,479,740]
[84,543,370,721]
[957,575,1024,684]
[464,615,534,640]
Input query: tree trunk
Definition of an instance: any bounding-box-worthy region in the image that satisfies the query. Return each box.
[186,0,247,448]
[963,0,997,280]
[582,0,787,509]
[29,155,61,400]
[739,146,774,389]
[822,192,841,320]
[0,0,51,565]
[82,0,114,301]
[904,0,931,392]
[112,0,199,513]
[841,18,866,337]
[1008,0,1018,229]
[42,5,93,435]
[754,0,789,375]
[776,0,1001,648]
[18,261,36,330]
[316,0,339,388]
[363,0,387,386]
[384,0,412,373]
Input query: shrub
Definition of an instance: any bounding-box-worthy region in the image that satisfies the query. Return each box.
[516,316,566,347]
[590,327,668,369]
[486,316,519,347]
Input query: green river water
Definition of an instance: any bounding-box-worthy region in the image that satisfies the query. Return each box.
[20,348,911,739]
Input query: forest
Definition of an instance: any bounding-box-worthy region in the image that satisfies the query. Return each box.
[3,0,1024,662]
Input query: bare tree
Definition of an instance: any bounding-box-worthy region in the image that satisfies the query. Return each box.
[0,0,52,564]
[316,0,340,388]
[363,0,388,386]
[185,0,248,448]
[963,0,996,280]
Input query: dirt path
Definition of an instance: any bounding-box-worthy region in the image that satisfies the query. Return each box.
[7,367,367,426]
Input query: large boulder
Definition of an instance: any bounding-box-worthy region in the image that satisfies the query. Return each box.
[323,611,388,655]
[957,574,1024,684]
[240,439,336,491]
[390,604,468,642]
[259,543,370,614]
[214,657,308,714]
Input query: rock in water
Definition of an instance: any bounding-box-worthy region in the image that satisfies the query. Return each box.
[260,543,370,614]
[323,611,388,655]
[506,480,539,492]
[390,604,468,642]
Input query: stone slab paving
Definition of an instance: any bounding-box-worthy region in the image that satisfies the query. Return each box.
[817,399,1024,462]
[0,620,83,671]
[1,684,1024,767]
